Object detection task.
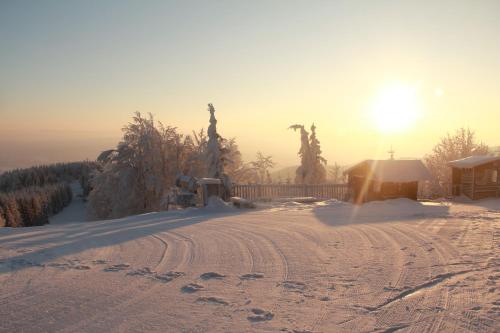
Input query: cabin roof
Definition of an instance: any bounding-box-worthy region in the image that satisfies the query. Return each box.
[448,155,500,169]
[346,159,432,182]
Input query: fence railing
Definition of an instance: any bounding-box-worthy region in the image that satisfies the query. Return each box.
[232,183,351,201]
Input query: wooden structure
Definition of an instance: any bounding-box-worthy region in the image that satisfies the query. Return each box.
[345,159,431,204]
[198,178,224,206]
[232,184,350,201]
[449,155,500,200]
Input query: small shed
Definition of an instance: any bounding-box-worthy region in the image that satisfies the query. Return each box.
[448,155,500,199]
[197,178,224,206]
[345,159,431,204]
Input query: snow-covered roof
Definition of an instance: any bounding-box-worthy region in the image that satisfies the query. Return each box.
[346,159,432,182]
[448,155,500,168]
[198,178,222,185]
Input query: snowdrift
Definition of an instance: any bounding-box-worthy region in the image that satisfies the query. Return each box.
[314,198,450,225]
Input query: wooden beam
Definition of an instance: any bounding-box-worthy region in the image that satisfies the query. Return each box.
[471,167,476,200]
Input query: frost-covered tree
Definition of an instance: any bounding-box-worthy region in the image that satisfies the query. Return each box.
[0,183,71,227]
[308,123,327,184]
[250,152,275,184]
[88,112,171,219]
[221,138,252,183]
[204,104,233,198]
[328,162,346,184]
[424,127,489,196]
[0,206,5,227]
[289,124,312,184]
[206,104,224,178]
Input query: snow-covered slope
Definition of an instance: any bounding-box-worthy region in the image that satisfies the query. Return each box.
[0,199,498,332]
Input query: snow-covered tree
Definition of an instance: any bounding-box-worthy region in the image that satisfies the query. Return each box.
[204,104,234,198]
[88,112,171,219]
[206,104,224,178]
[250,152,275,184]
[0,206,5,227]
[328,162,346,183]
[424,127,489,196]
[308,123,327,184]
[289,124,312,184]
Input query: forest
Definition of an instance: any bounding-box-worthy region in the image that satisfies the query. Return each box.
[0,162,96,227]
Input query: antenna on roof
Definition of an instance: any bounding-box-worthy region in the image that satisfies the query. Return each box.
[388,146,395,160]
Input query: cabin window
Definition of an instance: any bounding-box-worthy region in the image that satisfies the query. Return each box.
[492,169,498,183]
[476,168,498,185]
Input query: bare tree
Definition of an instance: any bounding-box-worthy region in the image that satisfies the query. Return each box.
[424,128,489,196]
[250,152,275,184]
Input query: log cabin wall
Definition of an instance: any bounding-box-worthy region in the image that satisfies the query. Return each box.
[459,168,474,198]
[472,161,500,199]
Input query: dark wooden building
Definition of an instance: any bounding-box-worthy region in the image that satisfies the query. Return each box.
[449,155,500,200]
[345,159,431,204]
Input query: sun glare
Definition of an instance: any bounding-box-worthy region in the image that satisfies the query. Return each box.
[370,84,420,133]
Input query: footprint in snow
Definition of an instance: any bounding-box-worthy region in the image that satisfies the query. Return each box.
[127,267,155,276]
[47,260,90,270]
[127,267,184,282]
[280,280,306,291]
[247,308,274,322]
[196,296,228,305]
[181,283,204,293]
[200,272,225,280]
[103,263,130,272]
[240,273,264,280]
[154,271,184,282]
[73,265,91,270]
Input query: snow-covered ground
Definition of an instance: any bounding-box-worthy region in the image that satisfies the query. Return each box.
[0,198,498,332]
[49,181,87,225]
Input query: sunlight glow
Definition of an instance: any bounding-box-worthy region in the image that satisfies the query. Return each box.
[370,84,421,133]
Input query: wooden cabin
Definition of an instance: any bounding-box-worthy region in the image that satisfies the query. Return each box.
[449,155,500,200]
[345,159,431,204]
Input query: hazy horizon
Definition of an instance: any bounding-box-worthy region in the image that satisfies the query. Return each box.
[2,0,500,171]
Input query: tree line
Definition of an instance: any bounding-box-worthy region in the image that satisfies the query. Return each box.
[0,162,97,227]
[0,183,72,227]
[0,162,97,192]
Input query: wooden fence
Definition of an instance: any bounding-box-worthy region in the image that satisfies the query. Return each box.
[232,184,351,201]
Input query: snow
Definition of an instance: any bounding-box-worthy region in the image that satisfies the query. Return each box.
[448,155,500,168]
[1,198,498,332]
[204,196,235,212]
[346,159,432,182]
[49,182,87,225]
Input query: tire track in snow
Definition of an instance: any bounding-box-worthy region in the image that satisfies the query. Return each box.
[59,229,195,333]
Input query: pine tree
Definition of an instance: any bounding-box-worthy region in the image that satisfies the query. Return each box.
[308,123,327,184]
[0,206,5,227]
[206,104,224,178]
[289,124,311,184]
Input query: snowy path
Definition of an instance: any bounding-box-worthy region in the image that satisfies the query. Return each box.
[49,181,87,225]
[0,200,498,332]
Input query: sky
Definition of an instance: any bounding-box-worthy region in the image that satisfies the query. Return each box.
[1,0,500,170]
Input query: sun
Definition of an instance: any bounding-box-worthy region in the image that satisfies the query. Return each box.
[370,84,420,133]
